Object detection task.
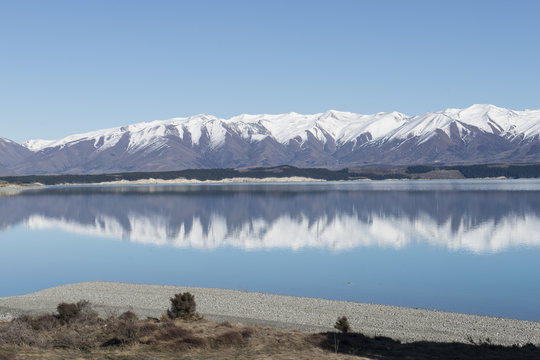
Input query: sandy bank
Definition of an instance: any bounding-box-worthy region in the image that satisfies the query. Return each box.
[57,176,327,186]
[0,282,538,346]
[0,184,40,196]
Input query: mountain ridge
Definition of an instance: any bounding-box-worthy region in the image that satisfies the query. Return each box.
[2,104,540,175]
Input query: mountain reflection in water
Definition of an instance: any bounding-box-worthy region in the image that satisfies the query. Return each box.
[2,180,540,254]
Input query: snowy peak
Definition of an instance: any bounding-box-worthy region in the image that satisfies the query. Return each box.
[385,104,540,143]
[436,104,540,138]
[21,110,412,152]
[3,104,539,175]
[22,104,539,155]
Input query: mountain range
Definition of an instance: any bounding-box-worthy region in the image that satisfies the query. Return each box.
[1,104,540,175]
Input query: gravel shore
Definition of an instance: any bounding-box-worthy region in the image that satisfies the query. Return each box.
[1,282,539,346]
[0,184,44,196]
[85,176,326,185]
[0,185,25,196]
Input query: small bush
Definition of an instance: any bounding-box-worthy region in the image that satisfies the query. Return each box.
[56,300,99,325]
[56,303,79,323]
[104,315,157,346]
[116,320,140,341]
[118,311,138,322]
[334,316,351,333]
[167,292,196,320]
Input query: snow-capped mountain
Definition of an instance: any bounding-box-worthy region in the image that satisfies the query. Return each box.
[2,104,540,175]
[0,138,33,175]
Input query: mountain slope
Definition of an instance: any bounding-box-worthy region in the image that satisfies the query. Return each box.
[1,104,539,175]
[0,138,33,175]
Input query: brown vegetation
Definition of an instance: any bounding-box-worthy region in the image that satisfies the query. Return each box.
[0,353,16,360]
[319,332,540,360]
[0,301,539,359]
[334,316,351,333]
[0,300,351,359]
[166,292,197,320]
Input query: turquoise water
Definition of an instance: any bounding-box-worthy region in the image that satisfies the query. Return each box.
[1,180,540,321]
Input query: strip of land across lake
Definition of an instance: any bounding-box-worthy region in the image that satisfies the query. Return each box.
[1,282,539,347]
[2,163,540,186]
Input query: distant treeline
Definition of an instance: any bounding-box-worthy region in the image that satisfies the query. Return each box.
[0,166,367,185]
[406,164,540,178]
[3,163,540,185]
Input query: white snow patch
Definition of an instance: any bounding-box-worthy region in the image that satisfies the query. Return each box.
[19,105,540,153]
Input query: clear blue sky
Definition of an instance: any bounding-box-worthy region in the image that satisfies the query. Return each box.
[1,0,539,142]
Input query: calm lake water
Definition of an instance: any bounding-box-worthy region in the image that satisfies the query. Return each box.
[1,179,540,321]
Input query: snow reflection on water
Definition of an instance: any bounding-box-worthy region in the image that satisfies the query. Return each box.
[1,179,539,254]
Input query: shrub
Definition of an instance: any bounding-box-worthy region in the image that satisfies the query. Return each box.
[101,313,156,346]
[110,320,140,344]
[56,300,98,324]
[167,292,196,320]
[334,316,351,333]
[118,311,138,322]
[56,303,79,323]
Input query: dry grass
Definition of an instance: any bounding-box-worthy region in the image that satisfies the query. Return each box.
[1,302,539,359]
[0,320,362,360]
[0,301,363,359]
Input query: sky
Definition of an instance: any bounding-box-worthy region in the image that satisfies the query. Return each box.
[1,0,540,142]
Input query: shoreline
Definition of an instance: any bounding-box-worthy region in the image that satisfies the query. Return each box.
[1,176,531,190]
[1,281,539,346]
[0,184,39,196]
[59,176,328,186]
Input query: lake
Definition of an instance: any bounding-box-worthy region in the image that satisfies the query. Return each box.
[1,179,540,321]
